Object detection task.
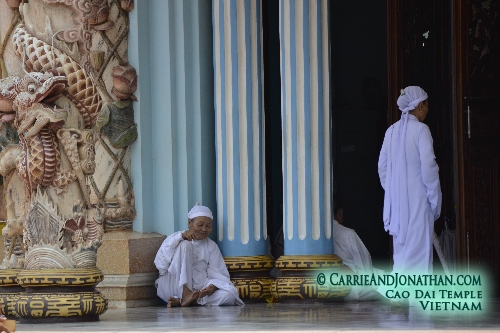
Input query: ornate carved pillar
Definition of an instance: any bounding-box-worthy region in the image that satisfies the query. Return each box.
[0,0,139,321]
[272,0,348,301]
[213,0,274,302]
[0,0,24,316]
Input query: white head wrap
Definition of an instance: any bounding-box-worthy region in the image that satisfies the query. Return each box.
[397,86,428,113]
[188,202,213,220]
[383,86,428,245]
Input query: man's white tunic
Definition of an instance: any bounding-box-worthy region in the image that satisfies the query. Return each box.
[154,231,244,306]
[378,114,442,274]
[333,220,383,301]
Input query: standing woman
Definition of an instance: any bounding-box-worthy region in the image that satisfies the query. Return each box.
[378,86,442,275]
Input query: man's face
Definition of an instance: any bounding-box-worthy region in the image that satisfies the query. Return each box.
[420,99,429,121]
[335,208,344,224]
[188,216,213,240]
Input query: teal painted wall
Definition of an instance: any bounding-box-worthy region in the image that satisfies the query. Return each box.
[129,0,216,237]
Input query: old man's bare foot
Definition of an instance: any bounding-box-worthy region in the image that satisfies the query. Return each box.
[167,297,181,308]
[181,285,199,307]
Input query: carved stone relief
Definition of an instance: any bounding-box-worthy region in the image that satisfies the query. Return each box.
[0,0,138,271]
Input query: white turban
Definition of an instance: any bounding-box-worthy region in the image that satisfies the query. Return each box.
[397,86,428,113]
[188,203,213,220]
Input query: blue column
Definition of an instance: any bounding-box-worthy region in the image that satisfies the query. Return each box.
[280,0,333,255]
[129,0,216,235]
[129,0,153,233]
[213,0,267,257]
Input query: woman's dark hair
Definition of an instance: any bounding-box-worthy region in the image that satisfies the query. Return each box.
[332,195,343,216]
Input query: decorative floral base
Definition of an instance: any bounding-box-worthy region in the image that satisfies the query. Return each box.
[15,268,108,323]
[224,255,275,302]
[271,255,350,302]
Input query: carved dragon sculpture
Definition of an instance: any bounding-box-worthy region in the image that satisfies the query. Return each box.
[0,70,78,199]
[12,23,102,129]
[4,0,136,226]
[0,16,107,203]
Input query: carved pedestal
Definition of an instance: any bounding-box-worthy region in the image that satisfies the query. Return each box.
[0,269,23,316]
[15,268,107,323]
[225,256,275,302]
[271,255,350,302]
[96,231,165,308]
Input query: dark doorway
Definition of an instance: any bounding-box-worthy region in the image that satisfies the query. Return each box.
[262,0,283,258]
[387,0,454,274]
[452,0,500,294]
[331,1,390,270]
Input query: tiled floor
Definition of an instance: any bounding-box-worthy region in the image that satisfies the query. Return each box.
[13,298,500,333]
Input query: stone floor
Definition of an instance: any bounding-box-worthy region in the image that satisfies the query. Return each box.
[12,298,500,333]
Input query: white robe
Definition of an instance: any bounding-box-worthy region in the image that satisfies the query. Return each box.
[378,114,442,275]
[154,231,244,306]
[333,220,383,301]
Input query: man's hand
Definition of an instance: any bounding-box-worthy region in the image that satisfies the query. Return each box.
[198,284,217,298]
[182,230,198,241]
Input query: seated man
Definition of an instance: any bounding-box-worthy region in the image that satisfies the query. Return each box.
[154,203,244,307]
[333,196,383,301]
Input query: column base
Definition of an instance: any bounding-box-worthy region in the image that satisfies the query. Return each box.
[271,255,351,302]
[0,269,23,316]
[15,268,107,322]
[96,231,166,308]
[16,292,105,323]
[225,255,275,302]
[96,272,160,308]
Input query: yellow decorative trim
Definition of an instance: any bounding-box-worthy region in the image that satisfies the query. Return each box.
[231,277,274,300]
[224,255,275,272]
[271,276,350,300]
[0,293,20,316]
[0,269,23,286]
[17,268,103,287]
[275,255,343,270]
[270,255,348,301]
[15,292,108,318]
[0,221,6,230]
